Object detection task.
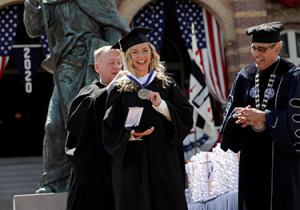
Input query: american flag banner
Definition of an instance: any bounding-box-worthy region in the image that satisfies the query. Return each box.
[190,23,215,130]
[0,5,19,80]
[183,24,220,154]
[132,0,166,52]
[191,23,221,140]
[175,0,228,152]
[175,0,228,104]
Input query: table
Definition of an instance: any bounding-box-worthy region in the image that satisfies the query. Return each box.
[188,191,238,210]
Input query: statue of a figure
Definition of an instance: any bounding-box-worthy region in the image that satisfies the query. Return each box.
[23,0,130,193]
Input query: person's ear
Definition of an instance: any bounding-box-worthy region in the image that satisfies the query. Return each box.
[274,43,281,54]
[94,63,100,74]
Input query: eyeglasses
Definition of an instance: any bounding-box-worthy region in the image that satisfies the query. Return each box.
[250,44,276,53]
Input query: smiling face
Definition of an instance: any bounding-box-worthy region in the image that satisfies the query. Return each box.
[129,42,152,77]
[251,42,281,70]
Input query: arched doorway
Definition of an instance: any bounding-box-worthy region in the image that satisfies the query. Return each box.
[0,4,53,157]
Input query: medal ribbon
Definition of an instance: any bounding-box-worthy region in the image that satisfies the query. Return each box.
[255,59,280,111]
[127,70,156,88]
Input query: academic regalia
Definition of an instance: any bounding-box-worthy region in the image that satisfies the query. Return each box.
[65,81,114,210]
[221,58,300,210]
[102,78,193,210]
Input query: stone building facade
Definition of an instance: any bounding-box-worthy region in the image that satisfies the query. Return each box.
[0,0,299,86]
[115,0,300,85]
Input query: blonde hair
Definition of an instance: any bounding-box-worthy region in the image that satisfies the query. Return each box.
[117,42,172,92]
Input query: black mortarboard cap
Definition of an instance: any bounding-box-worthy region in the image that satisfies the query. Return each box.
[246,22,284,43]
[112,27,153,52]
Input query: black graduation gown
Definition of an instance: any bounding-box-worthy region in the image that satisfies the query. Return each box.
[65,82,114,210]
[221,58,300,210]
[102,78,193,210]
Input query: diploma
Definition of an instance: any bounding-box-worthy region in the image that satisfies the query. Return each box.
[125,107,144,128]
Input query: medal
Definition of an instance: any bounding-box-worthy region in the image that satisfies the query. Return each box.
[127,70,156,100]
[138,88,149,100]
[264,88,275,99]
[249,87,258,98]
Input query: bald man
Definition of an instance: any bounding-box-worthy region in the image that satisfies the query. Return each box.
[65,46,123,210]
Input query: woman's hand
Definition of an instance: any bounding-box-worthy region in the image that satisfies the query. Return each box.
[148,91,161,106]
[130,126,155,140]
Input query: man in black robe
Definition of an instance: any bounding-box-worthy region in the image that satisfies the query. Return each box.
[221,22,300,210]
[23,0,129,193]
[65,46,123,210]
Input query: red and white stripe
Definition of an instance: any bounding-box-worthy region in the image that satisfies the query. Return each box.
[0,57,9,80]
[200,9,228,104]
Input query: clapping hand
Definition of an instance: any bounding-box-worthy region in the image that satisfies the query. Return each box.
[233,105,266,128]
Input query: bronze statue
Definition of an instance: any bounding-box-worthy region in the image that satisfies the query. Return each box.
[23,0,129,193]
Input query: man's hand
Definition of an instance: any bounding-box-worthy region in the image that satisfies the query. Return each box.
[233,105,266,128]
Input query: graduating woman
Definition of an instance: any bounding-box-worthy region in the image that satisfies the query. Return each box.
[102,27,193,210]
